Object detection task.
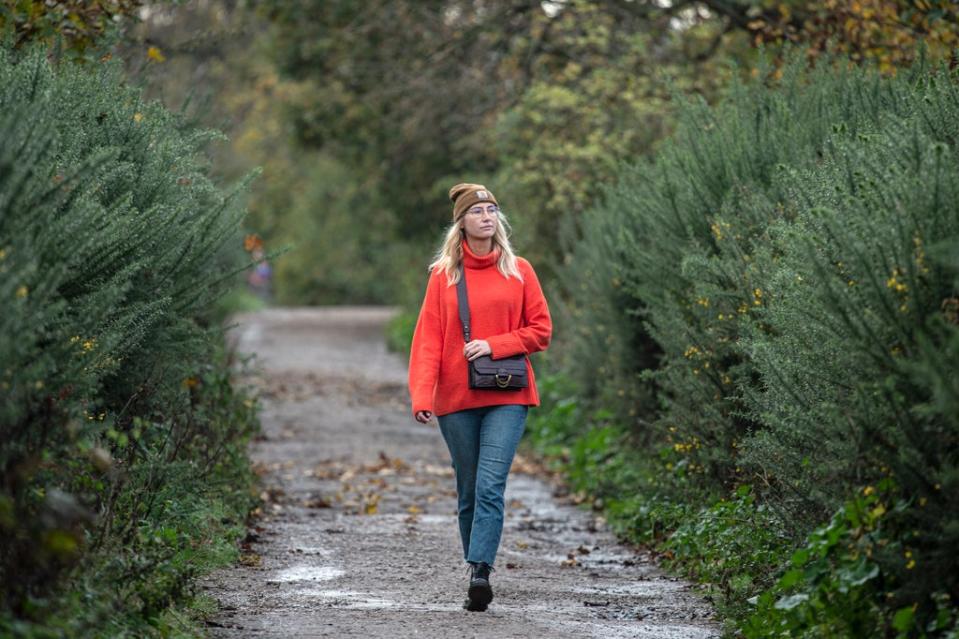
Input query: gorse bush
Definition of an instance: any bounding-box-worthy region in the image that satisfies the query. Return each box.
[0,44,261,634]
[545,45,959,634]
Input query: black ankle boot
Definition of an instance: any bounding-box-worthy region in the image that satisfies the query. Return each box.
[464,561,494,611]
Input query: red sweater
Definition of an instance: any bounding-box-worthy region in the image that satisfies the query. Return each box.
[408,238,552,417]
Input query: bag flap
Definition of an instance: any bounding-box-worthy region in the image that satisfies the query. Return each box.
[472,355,527,375]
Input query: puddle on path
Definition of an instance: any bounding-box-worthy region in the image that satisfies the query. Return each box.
[266,565,345,584]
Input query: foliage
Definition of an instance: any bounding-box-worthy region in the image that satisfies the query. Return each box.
[742,478,897,638]
[0,42,261,635]
[268,153,416,305]
[385,309,417,355]
[663,485,791,613]
[746,0,959,74]
[0,0,171,61]
[534,45,959,636]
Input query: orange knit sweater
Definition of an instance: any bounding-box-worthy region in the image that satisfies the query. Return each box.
[408,238,552,417]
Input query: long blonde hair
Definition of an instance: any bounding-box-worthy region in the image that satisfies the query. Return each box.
[428,210,524,286]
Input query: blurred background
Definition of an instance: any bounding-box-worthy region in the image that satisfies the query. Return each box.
[108,0,954,310]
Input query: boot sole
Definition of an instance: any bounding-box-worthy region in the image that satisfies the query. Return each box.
[466,581,493,611]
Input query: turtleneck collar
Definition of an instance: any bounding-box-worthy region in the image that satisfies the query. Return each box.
[461,237,499,269]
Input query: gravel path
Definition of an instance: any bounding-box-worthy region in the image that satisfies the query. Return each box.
[198,307,720,638]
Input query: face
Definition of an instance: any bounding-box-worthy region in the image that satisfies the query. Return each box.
[460,201,499,240]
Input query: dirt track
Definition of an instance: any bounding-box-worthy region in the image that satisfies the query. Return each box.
[198,307,720,638]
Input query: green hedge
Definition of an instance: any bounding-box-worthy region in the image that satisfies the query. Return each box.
[539,45,959,636]
[0,44,261,636]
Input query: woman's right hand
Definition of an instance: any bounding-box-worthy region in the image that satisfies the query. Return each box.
[414,410,433,423]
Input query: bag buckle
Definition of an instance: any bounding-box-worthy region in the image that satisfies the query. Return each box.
[495,373,512,388]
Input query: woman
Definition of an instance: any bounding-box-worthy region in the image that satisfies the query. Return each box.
[408,182,552,612]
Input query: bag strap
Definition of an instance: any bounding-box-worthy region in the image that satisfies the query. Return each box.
[455,264,471,343]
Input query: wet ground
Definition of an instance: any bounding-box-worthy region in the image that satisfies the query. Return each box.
[198,307,720,638]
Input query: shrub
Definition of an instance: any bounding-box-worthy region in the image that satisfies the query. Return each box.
[0,43,260,633]
[547,44,959,634]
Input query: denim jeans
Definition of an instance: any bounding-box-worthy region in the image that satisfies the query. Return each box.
[437,404,528,568]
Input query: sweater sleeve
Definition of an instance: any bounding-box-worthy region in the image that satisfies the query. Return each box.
[408,269,443,416]
[486,260,552,359]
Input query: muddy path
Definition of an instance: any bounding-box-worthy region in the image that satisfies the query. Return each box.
[198,307,720,638]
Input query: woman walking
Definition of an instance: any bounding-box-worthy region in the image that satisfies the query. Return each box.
[408,182,552,612]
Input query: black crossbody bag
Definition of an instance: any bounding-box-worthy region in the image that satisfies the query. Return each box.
[456,265,529,390]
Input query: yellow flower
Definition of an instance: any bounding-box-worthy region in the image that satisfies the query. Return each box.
[886,267,908,293]
[15,285,27,298]
[710,221,723,241]
[863,486,875,496]
[146,46,166,62]
[82,339,95,353]
[133,112,144,123]
[912,232,930,273]
[696,297,710,308]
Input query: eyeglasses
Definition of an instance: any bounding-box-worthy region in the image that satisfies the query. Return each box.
[466,205,500,217]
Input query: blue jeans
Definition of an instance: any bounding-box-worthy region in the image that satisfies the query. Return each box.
[437,404,528,568]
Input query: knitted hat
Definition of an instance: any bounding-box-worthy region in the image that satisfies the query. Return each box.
[449,183,499,221]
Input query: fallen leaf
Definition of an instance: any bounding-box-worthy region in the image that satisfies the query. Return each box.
[239,552,261,566]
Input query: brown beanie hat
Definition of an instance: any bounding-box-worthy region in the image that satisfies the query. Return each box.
[449,183,499,221]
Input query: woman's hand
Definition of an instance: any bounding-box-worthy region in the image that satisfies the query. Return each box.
[464,339,492,361]
[414,410,433,423]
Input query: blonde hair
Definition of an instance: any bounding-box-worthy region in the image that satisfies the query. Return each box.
[428,210,524,286]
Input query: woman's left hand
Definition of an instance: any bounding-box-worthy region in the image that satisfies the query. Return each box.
[464,339,492,361]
